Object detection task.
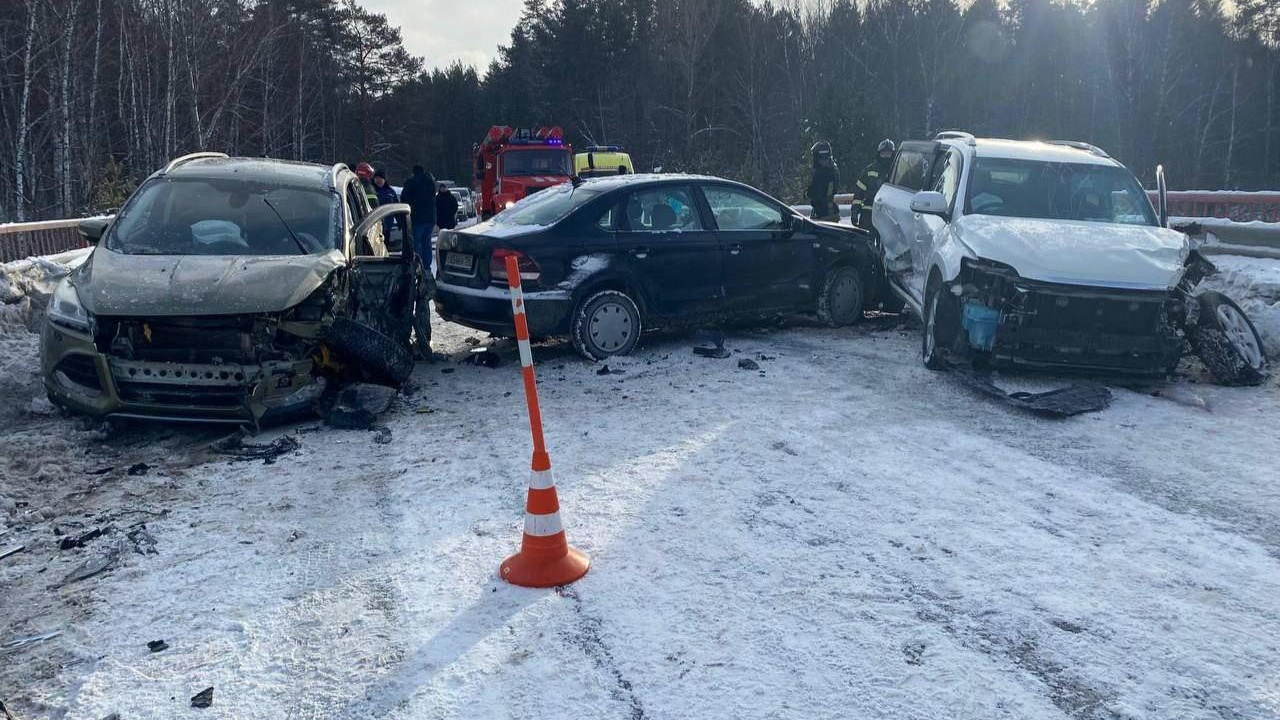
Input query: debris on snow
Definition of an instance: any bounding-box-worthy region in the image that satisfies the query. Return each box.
[954,371,1113,417]
[0,545,23,562]
[147,640,169,653]
[126,463,151,476]
[126,524,158,555]
[324,383,396,430]
[58,526,106,551]
[2,631,61,652]
[738,358,760,371]
[463,348,503,368]
[190,687,214,708]
[596,364,625,375]
[211,432,300,462]
[372,426,392,445]
[58,548,120,587]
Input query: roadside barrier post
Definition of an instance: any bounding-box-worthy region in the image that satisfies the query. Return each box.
[499,254,590,588]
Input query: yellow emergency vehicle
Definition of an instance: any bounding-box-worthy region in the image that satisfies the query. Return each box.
[573,146,635,179]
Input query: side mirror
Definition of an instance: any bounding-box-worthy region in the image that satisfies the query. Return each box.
[353,203,412,261]
[910,191,949,217]
[1155,164,1169,229]
[78,217,110,244]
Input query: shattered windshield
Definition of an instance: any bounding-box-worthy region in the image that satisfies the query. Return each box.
[501,149,572,177]
[107,178,340,256]
[494,184,601,226]
[965,158,1157,226]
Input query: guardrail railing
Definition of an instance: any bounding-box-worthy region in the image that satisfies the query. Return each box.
[0,218,87,263]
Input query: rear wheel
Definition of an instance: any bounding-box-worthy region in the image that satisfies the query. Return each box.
[922,282,959,371]
[1189,291,1267,386]
[816,266,865,327]
[571,290,642,361]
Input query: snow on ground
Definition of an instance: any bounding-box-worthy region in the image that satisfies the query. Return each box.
[1,255,1280,719]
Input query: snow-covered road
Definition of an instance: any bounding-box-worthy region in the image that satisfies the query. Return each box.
[3,271,1280,718]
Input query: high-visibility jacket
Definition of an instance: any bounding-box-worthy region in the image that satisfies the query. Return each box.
[851,160,891,209]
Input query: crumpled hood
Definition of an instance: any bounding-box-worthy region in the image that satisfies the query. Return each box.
[76,248,345,317]
[954,215,1190,290]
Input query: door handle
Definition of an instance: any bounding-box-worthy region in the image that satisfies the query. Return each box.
[629,247,650,259]
[728,244,742,255]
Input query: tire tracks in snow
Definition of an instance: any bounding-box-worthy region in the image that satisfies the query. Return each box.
[556,585,648,720]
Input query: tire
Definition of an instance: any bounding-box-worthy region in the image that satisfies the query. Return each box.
[571,290,642,361]
[1188,291,1267,386]
[816,266,865,327]
[922,281,959,371]
[324,317,415,386]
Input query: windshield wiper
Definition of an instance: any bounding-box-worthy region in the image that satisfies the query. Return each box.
[262,197,309,255]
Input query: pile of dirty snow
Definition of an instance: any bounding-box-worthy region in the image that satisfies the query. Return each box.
[1203,255,1280,359]
[0,254,82,418]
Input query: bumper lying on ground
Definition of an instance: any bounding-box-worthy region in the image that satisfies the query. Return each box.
[41,322,325,424]
[434,283,572,337]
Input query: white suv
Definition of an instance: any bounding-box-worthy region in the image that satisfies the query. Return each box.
[871,132,1266,384]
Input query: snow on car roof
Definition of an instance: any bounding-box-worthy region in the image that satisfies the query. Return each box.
[970,138,1120,167]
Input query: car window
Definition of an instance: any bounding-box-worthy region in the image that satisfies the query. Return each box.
[107,177,338,256]
[964,157,1157,226]
[889,150,932,190]
[702,186,785,231]
[596,204,617,231]
[345,182,366,226]
[931,150,962,207]
[620,187,703,232]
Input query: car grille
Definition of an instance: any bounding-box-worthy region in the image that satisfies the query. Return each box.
[99,316,258,363]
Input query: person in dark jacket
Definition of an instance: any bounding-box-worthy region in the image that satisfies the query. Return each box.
[435,183,459,231]
[373,169,400,241]
[399,164,437,268]
[851,139,896,230]
[806,141,840,222]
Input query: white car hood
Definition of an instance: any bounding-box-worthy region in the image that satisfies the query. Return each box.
[954,215,1189,290]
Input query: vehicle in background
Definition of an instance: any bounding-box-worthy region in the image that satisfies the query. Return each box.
[574,146,635,179]
[435,174,881,360]
[871,132,1267,384]
[41,153,431,426]
[473,126,573,219]
[449,187,476,219]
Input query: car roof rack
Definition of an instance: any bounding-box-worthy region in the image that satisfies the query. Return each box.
[162,152,229,174]
[934,130,976,145]
[1044,140,1110,158]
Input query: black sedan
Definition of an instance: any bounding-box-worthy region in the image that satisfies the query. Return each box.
[434,174,882,359]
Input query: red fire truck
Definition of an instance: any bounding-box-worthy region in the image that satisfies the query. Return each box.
[473,126,574,219]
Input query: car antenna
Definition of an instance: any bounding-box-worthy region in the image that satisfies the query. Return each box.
[262,196,309,254]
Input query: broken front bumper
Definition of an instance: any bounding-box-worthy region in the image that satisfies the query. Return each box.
[953,259,1186,374]
[41,321,326,424]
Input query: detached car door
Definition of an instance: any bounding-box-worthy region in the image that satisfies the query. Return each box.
[873,141,936,302]
[615,184,723,318]
[701,183,814,310]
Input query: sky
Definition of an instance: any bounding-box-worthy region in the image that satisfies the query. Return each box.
[361,0,524,71]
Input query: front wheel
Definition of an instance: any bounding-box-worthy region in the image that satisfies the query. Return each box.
[922,282,959,371]
[816,266,865,327]
[571,290,642,361]
[1189,291,1267,386]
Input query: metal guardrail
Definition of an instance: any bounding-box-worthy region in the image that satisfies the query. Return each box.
[1151,191,1280,223]
[0,218,87,263]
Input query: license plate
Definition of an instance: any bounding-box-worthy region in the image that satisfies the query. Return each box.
[444,252,474,273]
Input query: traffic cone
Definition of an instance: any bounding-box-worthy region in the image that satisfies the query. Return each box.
[500,450,589,588]
[499,253,589,588]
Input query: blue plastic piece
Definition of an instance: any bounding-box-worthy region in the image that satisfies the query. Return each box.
[961,301,1000,351]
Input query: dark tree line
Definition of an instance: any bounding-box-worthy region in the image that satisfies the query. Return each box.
[2,0,1278,222]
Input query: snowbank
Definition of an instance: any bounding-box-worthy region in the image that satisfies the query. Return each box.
[1203,256,1280,359]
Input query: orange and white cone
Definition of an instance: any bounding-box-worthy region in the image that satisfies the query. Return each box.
[499,254,589,588]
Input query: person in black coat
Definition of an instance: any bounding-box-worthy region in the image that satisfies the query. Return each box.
[373,169,401,240]
[399,164,438,265]
[435,183,459,231]
[806,141,840,222]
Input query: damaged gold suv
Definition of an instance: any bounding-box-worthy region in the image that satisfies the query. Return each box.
[41,153,431,425]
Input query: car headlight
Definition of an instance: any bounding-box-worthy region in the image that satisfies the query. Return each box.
[504,201,516,209]
[48,278,92,332]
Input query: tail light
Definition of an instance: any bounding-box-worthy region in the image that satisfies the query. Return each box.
[490,248,541,286]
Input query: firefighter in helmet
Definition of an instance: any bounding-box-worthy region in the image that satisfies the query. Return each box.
[851,139,896,230]
[355,162,379,208]
[806,141,840,222]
